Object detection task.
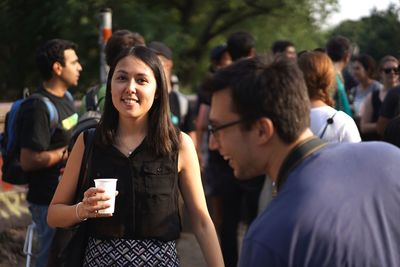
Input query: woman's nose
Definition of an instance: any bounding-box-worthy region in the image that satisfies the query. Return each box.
[128,79,137,92]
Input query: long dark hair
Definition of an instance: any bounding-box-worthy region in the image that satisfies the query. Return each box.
[96,46,180,156]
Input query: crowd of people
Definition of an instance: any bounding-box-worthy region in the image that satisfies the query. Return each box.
[9,29,400,267]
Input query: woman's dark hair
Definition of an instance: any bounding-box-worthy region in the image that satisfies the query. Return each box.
[97,46,180,156]
[352,54,377,79]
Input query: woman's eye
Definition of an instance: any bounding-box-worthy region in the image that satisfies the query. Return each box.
[116,75,127,81]
[136,78,147,84]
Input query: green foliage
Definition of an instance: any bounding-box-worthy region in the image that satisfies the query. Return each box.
[0,0,337,100]
[329,5,400,62]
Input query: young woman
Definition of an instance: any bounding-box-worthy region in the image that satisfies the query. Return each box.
[361,55,400,139]
[298,51,361,143]
[350,54,382,118]
[47,46,224,267]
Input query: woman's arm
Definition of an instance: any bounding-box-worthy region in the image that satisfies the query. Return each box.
[47,133,112,228]
[178,132,224,267]
[359,93,377,134]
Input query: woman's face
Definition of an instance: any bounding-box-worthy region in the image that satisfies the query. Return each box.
[352,61,368,82]
[381,60,399,88]
[111,55,157,120]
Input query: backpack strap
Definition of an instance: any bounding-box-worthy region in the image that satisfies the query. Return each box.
[29,94,59,130]
[65,90,74,102]
[276,137,327,193]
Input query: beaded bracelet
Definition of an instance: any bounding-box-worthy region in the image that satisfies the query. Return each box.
[75,202,87,222]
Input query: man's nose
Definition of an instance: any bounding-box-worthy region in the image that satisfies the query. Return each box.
[208,134,219,151]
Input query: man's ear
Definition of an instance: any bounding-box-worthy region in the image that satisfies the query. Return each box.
[255,117,274,144]
[52,62,63,76]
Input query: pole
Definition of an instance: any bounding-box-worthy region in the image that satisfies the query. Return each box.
[99,8,112,84]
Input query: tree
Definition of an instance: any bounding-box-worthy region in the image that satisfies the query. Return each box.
[329,5,400,62]
[0,0,338,100]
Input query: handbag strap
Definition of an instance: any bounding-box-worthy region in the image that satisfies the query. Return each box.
[276,137,327,192]
[74,128,96,202]
[319,112,337,138]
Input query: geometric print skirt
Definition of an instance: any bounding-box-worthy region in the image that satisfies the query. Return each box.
[82,236,180,267]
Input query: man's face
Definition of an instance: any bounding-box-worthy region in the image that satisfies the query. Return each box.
[208,88,260,179]
[284,46,297,60]
[59,49,82,87]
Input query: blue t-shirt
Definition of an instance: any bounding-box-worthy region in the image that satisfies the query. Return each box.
[239,141,400,267]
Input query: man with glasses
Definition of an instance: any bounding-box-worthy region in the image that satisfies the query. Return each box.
[208,56,400,266]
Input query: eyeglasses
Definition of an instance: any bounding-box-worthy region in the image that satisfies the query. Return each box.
[208,119,244,138]
[382,67,400,74]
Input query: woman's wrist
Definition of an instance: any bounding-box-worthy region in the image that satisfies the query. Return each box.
[75,202,87,222]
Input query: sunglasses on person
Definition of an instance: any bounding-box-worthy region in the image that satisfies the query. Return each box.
[382,67,400,74]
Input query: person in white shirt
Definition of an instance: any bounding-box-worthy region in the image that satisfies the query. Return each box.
[298,51,361,143]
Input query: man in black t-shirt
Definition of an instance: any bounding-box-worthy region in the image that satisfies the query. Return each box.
[18,39,81,267]
[377,86,400,135]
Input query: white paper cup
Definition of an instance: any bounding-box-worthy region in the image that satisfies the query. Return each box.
[94,178,117,214]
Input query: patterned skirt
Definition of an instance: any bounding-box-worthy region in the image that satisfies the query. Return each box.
[83,236,180,267]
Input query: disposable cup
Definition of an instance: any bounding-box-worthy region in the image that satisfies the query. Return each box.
[94,178,117,214]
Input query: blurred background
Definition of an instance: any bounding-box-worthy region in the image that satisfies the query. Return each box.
[1,0,399,100]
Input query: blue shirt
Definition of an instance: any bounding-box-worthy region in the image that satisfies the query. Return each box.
[239,142,400,267]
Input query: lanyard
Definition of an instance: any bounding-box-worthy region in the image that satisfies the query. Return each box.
[276,137,327,193]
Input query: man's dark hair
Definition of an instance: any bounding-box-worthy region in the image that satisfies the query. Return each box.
[210,56,310,143]
[326,35,352,62]
[227,31,255,61]
[105,30,145,66]
[272,40,294,54]
[36,39,77,81]
[148,41,173,60]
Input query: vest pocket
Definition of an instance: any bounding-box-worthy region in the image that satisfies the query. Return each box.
[142,162,175,195]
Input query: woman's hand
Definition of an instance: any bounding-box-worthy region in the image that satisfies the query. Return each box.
[77,187,118,220]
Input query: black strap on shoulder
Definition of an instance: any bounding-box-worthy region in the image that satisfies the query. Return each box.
[319,112,337,138]
[276,137,327,192]
[74,128,96,202]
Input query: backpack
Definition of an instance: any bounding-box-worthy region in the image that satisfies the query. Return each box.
[85,85,104,112]
[68,110,101,151]
[0,92,66,185]
[68,85,103,151]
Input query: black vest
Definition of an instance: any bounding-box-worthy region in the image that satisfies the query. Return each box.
[87,138,181,241]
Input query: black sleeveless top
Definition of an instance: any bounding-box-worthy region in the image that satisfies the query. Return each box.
[86,138,181,241]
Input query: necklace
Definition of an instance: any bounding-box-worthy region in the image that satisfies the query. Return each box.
[116,134,145,157]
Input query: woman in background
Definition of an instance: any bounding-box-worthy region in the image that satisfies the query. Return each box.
[298,51,361,143]
[360,55,399,140]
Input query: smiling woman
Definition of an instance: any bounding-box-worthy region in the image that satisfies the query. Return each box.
[47,46,224,267]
